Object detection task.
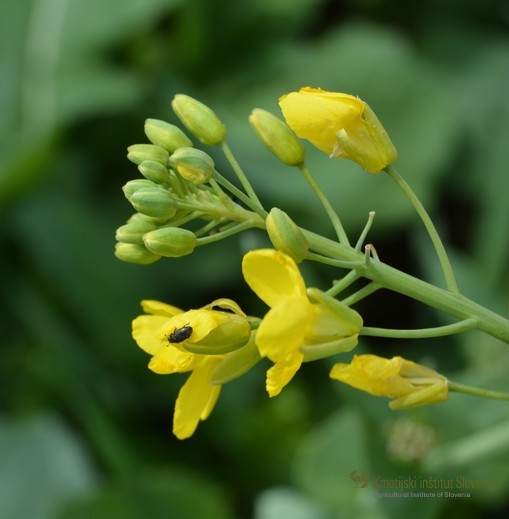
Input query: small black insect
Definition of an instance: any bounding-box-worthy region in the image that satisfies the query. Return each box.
[168,325,193,343]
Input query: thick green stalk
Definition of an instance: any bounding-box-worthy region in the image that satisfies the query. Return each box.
[302,229,509,344]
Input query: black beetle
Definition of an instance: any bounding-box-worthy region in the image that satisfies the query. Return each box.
[168,325,193,343]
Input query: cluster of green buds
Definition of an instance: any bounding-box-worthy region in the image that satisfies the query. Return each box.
[115,95,264,265]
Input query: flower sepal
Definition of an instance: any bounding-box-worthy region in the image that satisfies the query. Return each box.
[210,331,261,385]
[300,334,358,362]
[389,382,449,410]
[306,287,363,336]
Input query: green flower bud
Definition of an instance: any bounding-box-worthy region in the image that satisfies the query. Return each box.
[144,118,193,153]
[170,147,214,185]
[127,144,169,166]
[171,94,226,146]
[129,188,176,219]
[143,227,197,257]
[138,160,170,184]
[114,242,161,265]
[122,179,158,200]
[266,207,308,263]
[249,108,305,166]
[115,220,158,245]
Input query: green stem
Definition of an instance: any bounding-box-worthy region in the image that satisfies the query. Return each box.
[213,170,267,218]
[326,270,361,298]
[355,211,376,250]
[341,282,381,306]
[298,163,351,246]
[221,142,265,210]
[307,251,363,269]
[449,381,509,401]
[361,318,478,339]
[196,220,254,246]
[385,165,459,293]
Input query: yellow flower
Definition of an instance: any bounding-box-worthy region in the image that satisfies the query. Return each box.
[132,299,251,439]
[279,86,397,173]
[330,354,449,409]
[242,249,362,397]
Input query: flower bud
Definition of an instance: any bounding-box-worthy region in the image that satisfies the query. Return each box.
[266,207,308,262]
[170,147,215,184]
[115,220,158,245]
[249,108,305,166]
[122,179,158,200]
[143,227,197,257]
[138,160,170,184]
[127,144,169,166]
[144,118,193,153]
[129,188,176,219]
[171,94,226,146]
[114,242,161,265]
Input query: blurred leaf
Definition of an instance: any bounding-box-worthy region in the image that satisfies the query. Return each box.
[0,0,181,205]
[58,466,235,519]
[0,412,97,519]
[254,487,331,519]
[292,407,373,511]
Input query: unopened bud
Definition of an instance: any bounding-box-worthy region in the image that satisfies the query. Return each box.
[143,227,197,257]
[170,147,214,184]
[249,108,305,166]
[138,160,170,184]
[122,179,158,200]
[171,94,226,146]
[127,144,169,166]
[144,118,193,153]
[266,207,308,262]
[115,220,158,245]
[115,242,161,265]
[129,188,176,219]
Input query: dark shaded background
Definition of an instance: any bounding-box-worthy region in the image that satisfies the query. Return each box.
[2,0,509,517]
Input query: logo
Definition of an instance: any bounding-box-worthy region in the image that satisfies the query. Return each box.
[350,470,369,488]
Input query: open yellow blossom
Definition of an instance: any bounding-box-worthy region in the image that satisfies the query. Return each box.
[242,249,362,397]
[330,354,449,409]
[132,299,251,439]
[279,86,397,173]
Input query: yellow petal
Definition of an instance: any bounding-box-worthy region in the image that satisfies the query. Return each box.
[172,357,223,439]
[330,355,414,397]
[256,296,311,362]
[148,346,193,374]
[242,249,306,307]
[132,314,170,355]
[266,350,304,397]
[140,299,183,316]
[279,87,364,155]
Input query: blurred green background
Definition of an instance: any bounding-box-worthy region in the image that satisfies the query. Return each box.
[2,0,509,517]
